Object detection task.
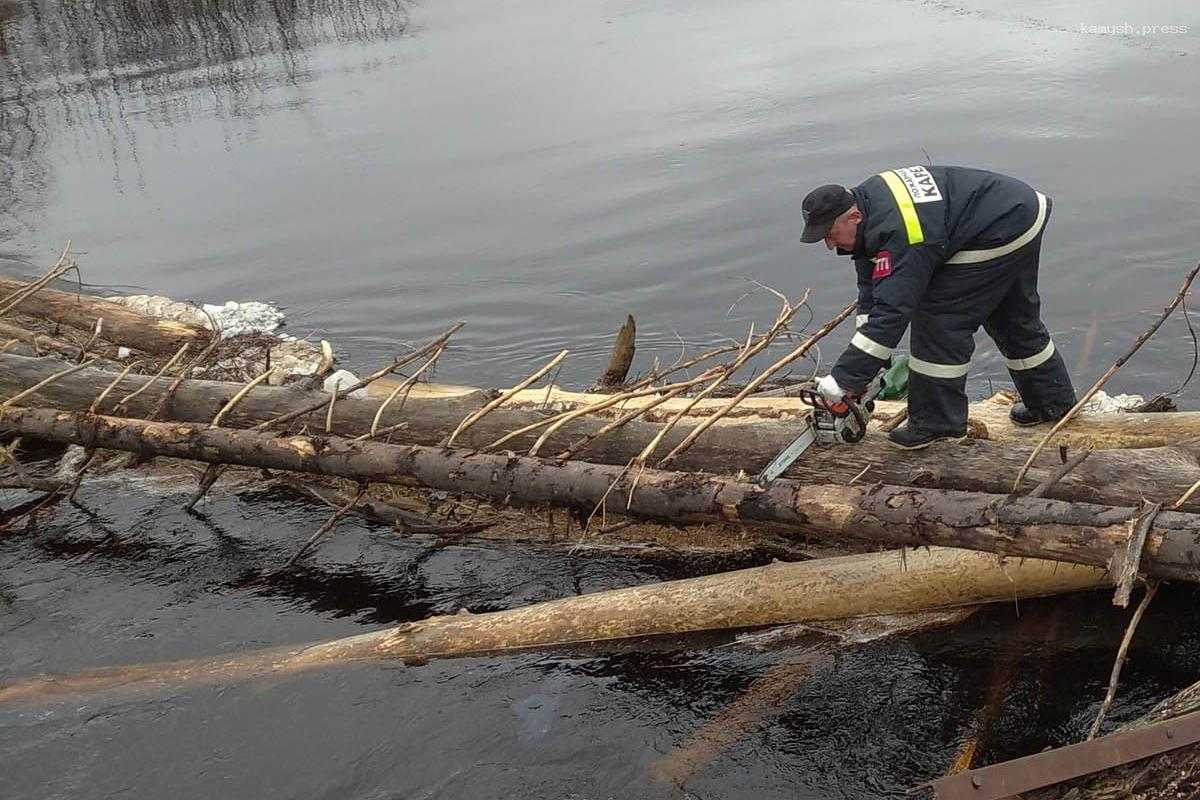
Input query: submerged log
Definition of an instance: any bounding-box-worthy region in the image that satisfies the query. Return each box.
[5,405,1200,581]
[0,278,211,355]
[0,546,1107,706]
[5,354,1200,513]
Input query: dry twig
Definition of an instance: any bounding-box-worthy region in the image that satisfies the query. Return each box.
[1013,262,1200,492]
[368,343,447,437]
[184,324,463,510]
[89,361,141,414]
[444,349,568,447]
[1027,450,1091,499]
[633,291,813,468]
[211,369,274,427]
[657,299,856,467]
[283,483,371,568]
[257,321,464,434]
[1,358,99,407]
[75,318,103,363]
[557,377,717,460]
[115,342,190,412]
[1087,581,1159,740]
[0,242,74,318]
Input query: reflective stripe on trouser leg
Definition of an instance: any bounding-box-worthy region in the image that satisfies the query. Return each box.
[1004,339,1055,371]
[1009,349,1076,416]
[850,331,892,360]
[909,307,973,435]
[908,356,971,379]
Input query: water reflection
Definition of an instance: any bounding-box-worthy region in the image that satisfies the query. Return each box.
[0,0,410,244]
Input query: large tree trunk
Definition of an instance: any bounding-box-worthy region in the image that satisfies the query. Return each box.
[4,405,1200,581]
[779,433,1200,510]
[0,546,1107,706]
[500,384,1200,449]
[0,278,211,354]
[4,354,1200,511]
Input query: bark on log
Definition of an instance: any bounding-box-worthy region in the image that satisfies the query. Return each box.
[0,546,1107,706]
[5,405,1200,581]
[0,319,102,362]
[777,435,1200,513]
[0,279,210,355]
[4,354,1200,512]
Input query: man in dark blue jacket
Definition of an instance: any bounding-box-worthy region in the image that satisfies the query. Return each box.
[800,166,1076,449]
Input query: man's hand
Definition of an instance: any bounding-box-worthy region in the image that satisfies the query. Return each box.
[816,374,845,404]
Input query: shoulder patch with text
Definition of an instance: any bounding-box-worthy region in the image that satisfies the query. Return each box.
[895,166,942,203]
[872,251,893,279]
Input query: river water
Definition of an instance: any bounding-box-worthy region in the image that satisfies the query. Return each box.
[3,0,1200,797]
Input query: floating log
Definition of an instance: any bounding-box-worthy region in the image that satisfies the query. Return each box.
[5,354,1200,513]
[0,278,211,355]
[4,405,1200,581]
[0,546,1107,706]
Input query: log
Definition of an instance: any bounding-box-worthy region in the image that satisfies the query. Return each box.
[597,314,636,388]
[775,434,1200,513]
[0,546,1108,706]
[0,278,210,355]
[5,406,1200,581]
[499,385,1200,450]
[4,355,1200,513]
[0,319,96,361]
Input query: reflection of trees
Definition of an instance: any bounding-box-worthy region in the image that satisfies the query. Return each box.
[0,0,410,243]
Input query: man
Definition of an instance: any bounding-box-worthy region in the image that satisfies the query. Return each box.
[800,166,1076,449]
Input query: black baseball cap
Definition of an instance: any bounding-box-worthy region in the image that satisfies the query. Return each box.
[800,184,854,243]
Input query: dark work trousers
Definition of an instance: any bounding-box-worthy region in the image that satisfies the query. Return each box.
[907,233,1077,436]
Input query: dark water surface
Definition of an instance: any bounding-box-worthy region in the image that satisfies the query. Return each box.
[4,1,1200,797]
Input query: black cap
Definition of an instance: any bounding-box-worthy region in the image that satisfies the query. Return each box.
[800,184,854,243]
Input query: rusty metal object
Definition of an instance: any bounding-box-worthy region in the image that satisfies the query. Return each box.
[927,709,1200,799]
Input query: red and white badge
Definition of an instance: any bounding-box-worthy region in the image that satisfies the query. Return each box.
[872,251,893,280]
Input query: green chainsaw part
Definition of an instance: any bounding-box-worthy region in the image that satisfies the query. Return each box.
[879,354,909,400]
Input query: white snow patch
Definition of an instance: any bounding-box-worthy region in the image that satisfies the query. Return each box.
[105,295,208,327]
[323,369,367,399]
[200,300,285,338]
[106,294,286,338]
[1083,390,1145,414]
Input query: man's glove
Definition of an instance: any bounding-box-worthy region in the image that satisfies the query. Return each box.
[816,374,845,404]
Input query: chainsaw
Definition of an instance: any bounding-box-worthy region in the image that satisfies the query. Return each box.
[753,372,885,486]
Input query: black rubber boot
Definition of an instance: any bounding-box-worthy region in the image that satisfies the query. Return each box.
[1009,402,1068,427]
[886,424,967,450]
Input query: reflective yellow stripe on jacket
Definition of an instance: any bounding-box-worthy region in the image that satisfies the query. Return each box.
[879,170,925,245]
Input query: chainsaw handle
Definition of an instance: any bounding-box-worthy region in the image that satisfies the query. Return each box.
[798,387,858,417]
[841,401,868,443]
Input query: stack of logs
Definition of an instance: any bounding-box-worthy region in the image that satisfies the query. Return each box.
[5,255,1200,797]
